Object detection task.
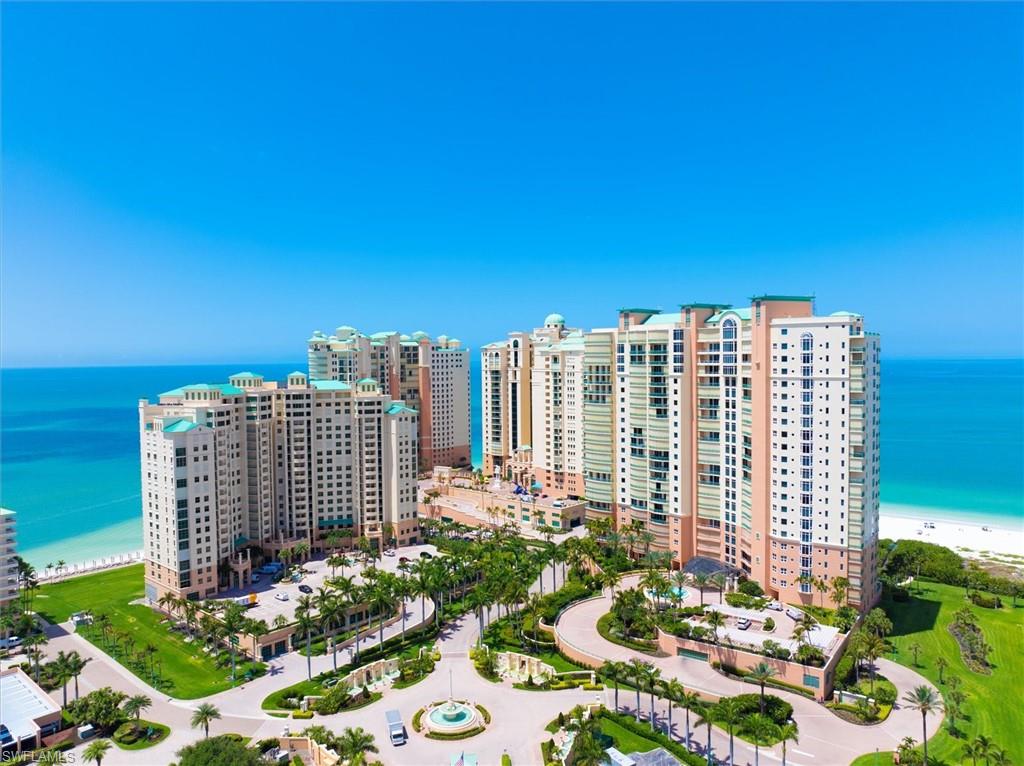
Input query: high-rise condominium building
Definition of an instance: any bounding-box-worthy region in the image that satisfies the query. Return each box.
[481,314,586,495]
[0,509,17,606]
[140,372,418,601]
[582,297,881,609]
[307,327,470,471]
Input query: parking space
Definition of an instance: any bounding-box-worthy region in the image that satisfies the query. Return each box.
[217,542,441,626]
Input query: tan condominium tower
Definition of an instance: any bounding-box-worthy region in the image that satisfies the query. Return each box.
[307,327,470,471]
[139,372,419,601]
[481,313,586,496]
[582,297,881,610]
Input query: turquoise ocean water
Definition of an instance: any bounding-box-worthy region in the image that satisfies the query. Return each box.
[1,359,1021,567]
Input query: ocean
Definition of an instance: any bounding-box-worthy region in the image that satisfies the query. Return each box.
[1,358,1021,567]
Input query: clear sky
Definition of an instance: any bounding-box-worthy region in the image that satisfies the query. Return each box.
[2,2,1021,367]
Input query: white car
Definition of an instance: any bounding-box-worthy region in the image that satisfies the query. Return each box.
[274,592,290,601]
[0,636,23,650]
[737,618,752,630]
[786,607,804,621]
[766,601,783,612]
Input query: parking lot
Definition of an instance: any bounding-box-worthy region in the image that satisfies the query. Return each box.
[218,542,440,626]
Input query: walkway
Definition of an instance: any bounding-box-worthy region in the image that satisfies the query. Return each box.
[554,575,942,766]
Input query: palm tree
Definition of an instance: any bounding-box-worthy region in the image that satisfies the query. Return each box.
[744,713,780,766]
[748,661,777,714]
[628,658,649,721]
[964,735,993,766]
[82,739,112,766]
[123,694,152,724]
[339,726,379,766]
[935,656,950,685]
[691,573,711,607]
[909,641,924,667]
[714,697,744,765]
[190,702,221,738]
[861,632,887,693]
[710,573,727,604]
[67,651,89,700]
[962,739,985,766]
[601,660,626,712]
[694,701,715,766]
[988,748,1012,766]
[662,678,685,741]
[678,690,701,751]
[645,665,662,731]
[295,611,316,680]
[705,610,726,643]
[52,651,73,709]
[779,722,799,766]
[902,685,943,766]
[316,592,342,671]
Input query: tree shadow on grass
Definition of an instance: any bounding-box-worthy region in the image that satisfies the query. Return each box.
[885,592,942,639]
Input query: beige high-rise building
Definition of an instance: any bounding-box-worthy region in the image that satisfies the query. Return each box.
[582,298,881,610]
[0,509,17,607]
[481,313,585,495]
[307,327,470,471]
[140,373,419,602]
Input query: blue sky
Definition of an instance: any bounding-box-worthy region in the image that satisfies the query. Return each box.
[2,2,1021,367]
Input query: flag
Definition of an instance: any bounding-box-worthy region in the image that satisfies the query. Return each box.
[454,753,465,766]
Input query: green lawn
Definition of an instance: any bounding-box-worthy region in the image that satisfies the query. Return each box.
[599,717,659,754]
[850,581,1023,766]
[35,565,264,699]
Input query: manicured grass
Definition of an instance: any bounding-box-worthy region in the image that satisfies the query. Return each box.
[34,565,145,623]
[35,565,265,699]
[599,717,659,754]
[850,582,1023,766]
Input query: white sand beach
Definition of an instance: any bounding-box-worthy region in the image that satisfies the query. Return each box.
[880,504,1024,559]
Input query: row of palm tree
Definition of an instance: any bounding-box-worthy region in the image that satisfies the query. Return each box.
[597,657,798,765]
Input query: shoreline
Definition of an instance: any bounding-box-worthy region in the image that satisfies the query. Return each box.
[16,501,1022,570]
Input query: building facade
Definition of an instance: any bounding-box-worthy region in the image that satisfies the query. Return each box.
[140,373,419,601]
[481,313,586,496]
[307,327,470,471]
[582,298,881,609]
[0,509,17,607]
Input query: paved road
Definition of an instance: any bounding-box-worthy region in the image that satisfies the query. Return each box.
[36,558,588,765]
[554,575,944,766]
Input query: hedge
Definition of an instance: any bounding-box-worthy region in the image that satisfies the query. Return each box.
[598,710,706,766]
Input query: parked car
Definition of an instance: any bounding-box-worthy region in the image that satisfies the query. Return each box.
[737,618,752,630]
[419,552,433,559]
[274,593,289,601]
[298,584,313,594]
[766,600,783,611]
[399,557,410,564]
[0,636,22,650]
[786,607,804,621]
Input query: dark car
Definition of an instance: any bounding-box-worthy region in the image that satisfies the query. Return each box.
[298,584,313,594]
[419,551,433,559]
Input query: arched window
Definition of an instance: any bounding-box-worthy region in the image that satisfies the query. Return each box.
[722,318,736,340]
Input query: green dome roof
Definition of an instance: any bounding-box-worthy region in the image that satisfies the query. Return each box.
[544,313,565,326]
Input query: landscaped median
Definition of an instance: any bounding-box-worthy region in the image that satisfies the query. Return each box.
[35,564,266,699]
[262,626,439,715]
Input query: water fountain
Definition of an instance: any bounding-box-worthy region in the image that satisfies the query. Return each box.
[420,670,485,736]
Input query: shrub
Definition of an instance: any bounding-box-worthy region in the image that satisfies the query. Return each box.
[762,617,775,632]
[113,722,139,745]
[412,708,424,732]
[969,592,1003,609]
[291,710,313,719]
[731,693,793,726]
[725,592,767,610]
[738,580,765,597]
[257,738,281,753]
[502,755,512,766]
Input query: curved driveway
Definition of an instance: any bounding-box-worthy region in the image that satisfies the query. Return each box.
[554,576,942,766]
